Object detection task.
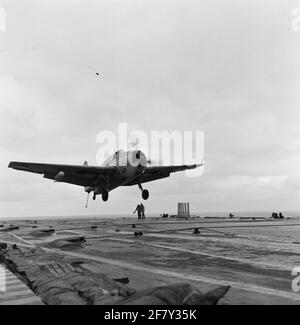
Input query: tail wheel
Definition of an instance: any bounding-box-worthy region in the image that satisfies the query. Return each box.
[102,190,109,202]
[142,189,149,200]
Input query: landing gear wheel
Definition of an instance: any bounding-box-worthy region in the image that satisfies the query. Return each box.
[93,193,96,200]
[142,189,149,200]
[102,190,109,202]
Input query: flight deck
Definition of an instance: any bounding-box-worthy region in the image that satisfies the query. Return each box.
[1,217,300,305]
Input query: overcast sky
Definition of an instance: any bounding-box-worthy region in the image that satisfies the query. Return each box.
[0,0,299,218]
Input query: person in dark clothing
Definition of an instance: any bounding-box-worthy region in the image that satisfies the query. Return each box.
[141,203,145,219]
[133,204,143,219]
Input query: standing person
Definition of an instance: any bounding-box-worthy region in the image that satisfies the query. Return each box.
[133,204,142,219]
[141,203,145,219]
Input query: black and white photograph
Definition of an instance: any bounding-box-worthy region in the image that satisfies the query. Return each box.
[0,0,300,308]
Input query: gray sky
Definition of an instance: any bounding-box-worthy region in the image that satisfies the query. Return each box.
[0,0,300,218]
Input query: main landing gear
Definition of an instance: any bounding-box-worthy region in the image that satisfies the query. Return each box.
[102,190,109,202]
[92,190,109,202]
[138,183,149,200]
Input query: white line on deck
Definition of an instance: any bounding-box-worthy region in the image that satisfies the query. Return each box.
[12,234,35,247]
[106,230,300,255]
[43,248,300,302]
[104,237,293,271]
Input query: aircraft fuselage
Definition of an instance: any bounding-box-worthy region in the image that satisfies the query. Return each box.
[85,150,147,195]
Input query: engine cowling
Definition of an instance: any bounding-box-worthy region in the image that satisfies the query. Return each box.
[128,150,147,167]
[54,171,65,181]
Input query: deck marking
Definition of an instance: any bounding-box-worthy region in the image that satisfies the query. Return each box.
[43,248,300,302]
[0,266,43,305]
[11,234,35,247]
[106,230,300,255]
[0,296,43,305]
[105,237,293,271]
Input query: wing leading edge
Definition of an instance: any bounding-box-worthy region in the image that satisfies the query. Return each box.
[124,163,203,186]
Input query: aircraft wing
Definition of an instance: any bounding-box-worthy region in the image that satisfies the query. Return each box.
[145,163,202,174]
[124,163,203,186]
[8,161,116,187]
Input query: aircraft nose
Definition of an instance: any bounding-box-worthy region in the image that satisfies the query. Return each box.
[138,151,147,167]
[128,150,147,167]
